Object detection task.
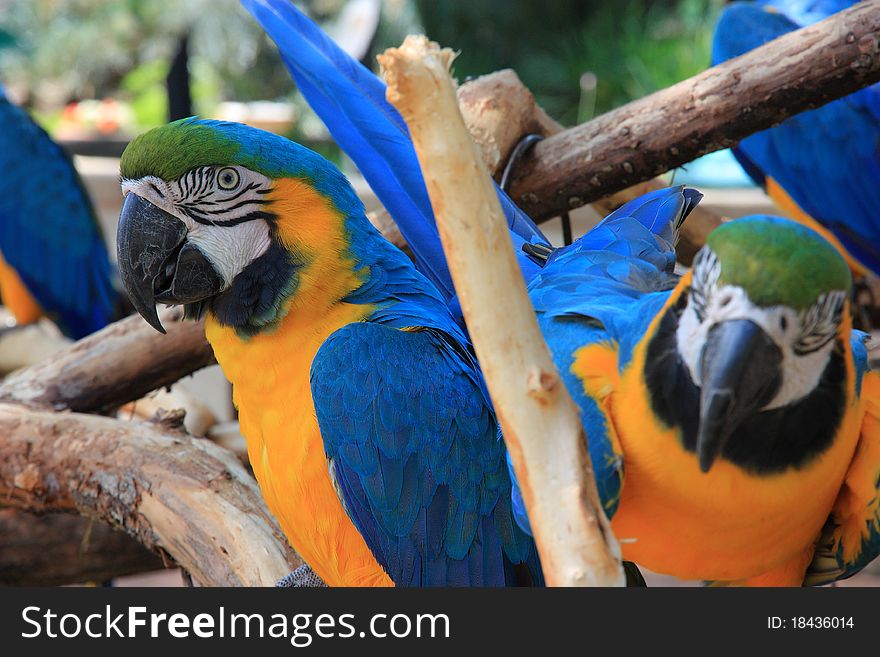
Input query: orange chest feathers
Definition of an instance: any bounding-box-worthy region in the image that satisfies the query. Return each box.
[572,298,864,582]
[207,307,392,587]
[203,178,392,586]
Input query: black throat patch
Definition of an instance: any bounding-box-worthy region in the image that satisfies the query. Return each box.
[643,291,848,475]
[195,240,304,338]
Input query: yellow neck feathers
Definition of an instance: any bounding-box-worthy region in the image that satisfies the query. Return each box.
[205,178,392,586]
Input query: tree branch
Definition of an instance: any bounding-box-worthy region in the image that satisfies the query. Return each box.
[0,307,215,414]
[507,1,880,220]
[457,69,723,262]
[0,509,165,586]
[380,36,623,587]
[0,403,298,586]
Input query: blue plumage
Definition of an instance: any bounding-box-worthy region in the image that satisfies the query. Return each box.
[310,210,541,586]
[510,186,700,534]
[0,85,118,338]
[712,1,880,273]
[240,0,550,324]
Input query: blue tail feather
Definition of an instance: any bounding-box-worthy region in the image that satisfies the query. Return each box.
[241,0,548,318]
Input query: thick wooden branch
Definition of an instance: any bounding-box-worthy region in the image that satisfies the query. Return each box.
[457,70,723,262]
[458,69,564,176]
[0,509,164,586]
[0,403,298,586]
[0,307,215,414]
[507,1,880,220]
[380,36,623,587]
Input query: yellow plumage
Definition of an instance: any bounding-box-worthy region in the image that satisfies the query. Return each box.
[0,249,43,325]
[205,178,391,586]
[573,273,866,584]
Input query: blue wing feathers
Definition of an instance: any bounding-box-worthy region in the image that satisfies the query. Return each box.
[511,186,701,534]
[0,88,117,338]
[312,321,540,585]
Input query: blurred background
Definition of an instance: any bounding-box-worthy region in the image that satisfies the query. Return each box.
[0,0,724,139]
[0,0,755,264]
[5,0,867,587]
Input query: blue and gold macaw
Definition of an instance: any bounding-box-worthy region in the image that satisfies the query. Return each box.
[512,189,880,585]
[115,118,541,587]
[712,0,880,275]
[0,84,119,338]
[243,2,880,585]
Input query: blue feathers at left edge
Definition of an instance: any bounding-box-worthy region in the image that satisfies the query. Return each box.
[240,0,549,325]
[0,87,118,338]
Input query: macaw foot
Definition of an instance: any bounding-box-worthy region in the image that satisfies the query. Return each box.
[276,564,327,587]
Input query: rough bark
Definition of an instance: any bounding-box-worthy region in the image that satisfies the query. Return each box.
[0,509,165,586]
[506,2,880,221]
[0,403,298,586]
[380,36,624,587]
[0,307,215,414]
[458,70,723,263]
[458,68,564,176]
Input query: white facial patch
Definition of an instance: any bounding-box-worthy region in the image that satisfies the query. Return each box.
[121,167,275,287]
[676,285,838,409]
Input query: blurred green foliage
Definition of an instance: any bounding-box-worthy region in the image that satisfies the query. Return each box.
[0,0,294,121]
[417,0,725,125]
[0,0,725,133]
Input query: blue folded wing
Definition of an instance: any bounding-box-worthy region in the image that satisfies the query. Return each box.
[712,2,880,273]
[240,0,548,316]
[312,322,542,586]
[0,88,117,338]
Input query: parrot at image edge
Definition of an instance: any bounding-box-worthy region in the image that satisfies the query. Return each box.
[241,0,880,584]
[712,0,880,275]
[512,190,880,585]
[115,118,542,587]
[0,84,119,339]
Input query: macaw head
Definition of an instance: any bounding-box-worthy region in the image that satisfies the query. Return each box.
[116,118,366,335]
[675,216,852,472]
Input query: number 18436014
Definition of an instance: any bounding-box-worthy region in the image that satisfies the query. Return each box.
[768,616,854,629]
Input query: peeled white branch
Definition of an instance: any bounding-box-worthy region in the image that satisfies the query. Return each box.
[379,36,624,586]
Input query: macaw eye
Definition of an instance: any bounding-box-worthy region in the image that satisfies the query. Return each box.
[217,167,240,190]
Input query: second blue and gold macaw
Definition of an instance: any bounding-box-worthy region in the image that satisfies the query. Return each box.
[513,189,880,585]
[116,119,540,587]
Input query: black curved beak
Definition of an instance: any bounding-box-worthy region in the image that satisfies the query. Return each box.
[696,319,782,472]
[116,193,224,333]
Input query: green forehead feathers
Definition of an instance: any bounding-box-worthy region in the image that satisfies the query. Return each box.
[120,118,243,181]
[706,216,852,310]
